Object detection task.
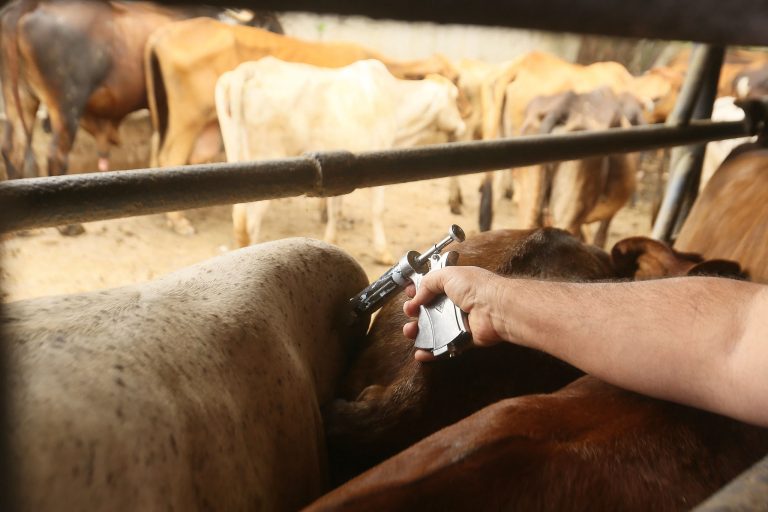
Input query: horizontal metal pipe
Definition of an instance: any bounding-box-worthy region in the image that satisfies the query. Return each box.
[160,0,768,46]
[0,120,751,233]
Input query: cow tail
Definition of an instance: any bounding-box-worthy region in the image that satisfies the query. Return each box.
[478,174,493,231]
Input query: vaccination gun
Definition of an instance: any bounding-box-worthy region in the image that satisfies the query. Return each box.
[348,224,472,358]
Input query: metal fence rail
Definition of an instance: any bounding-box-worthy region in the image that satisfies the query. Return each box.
[0,119,751,233]
[160,0,768,46]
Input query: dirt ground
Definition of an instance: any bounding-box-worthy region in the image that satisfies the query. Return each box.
[0,115,654,302]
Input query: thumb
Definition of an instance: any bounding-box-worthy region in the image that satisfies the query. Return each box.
[403,268,450,318]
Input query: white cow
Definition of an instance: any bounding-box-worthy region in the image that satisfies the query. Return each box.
[701,96,755,190]
[6,238,369,511]
[215,57,465,264]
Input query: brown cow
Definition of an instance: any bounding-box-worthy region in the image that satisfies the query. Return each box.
[510,88,641,247]
[323,228,739,483]
[467,51,676,231]
[309,376,767,512]
[676,146,768,283]
[666,47,768,98]
[145,17,460,234]
[0,0,281,179]
[311,230,765,511]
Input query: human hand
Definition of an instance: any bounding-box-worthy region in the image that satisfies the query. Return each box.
[403,266,507,361]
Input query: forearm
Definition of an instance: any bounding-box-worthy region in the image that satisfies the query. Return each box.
[496,276,768,426]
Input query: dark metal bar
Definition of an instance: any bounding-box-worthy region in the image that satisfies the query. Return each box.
[665,45,718,129]
[652,45,725,242]
[0,120,751,233]
[692,454,768,511]
[671,50,726,239]
[159,0,768,47]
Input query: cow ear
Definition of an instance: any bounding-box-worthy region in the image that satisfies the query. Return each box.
[687,259,748,280]
[611,237,703,279]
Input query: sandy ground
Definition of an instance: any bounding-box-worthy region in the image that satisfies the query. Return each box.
[1,171,653,302]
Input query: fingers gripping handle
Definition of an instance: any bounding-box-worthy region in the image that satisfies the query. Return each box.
[348,224,465,317]
[413,251,472,358]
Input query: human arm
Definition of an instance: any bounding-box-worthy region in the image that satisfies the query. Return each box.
[403,267,768,427]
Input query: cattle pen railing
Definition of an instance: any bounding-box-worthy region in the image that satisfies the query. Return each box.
[0,118,754,233]
[2,1,768,510]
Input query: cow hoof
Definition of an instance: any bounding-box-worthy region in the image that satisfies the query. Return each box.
[169,220,197,236]
[449,203,463,215]
[375,251,395,266]
[56,224,86,237]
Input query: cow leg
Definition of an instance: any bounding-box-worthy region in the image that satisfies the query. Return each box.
[245,201,270,246]
[232,201,270,248]
[232,203,249,247]
[512,165,548,229]
[549,158,602,239]
[156,112,207,168]
[478,171,494,231]
[592,218,612,248]
[44,107,77,176]
[188,120,224,165]
[371,187,393,265]
[324,196,342,245]
[447,177,463,214]
[500,169,515,200]
[165,211,196,236]
[1,84,39,179]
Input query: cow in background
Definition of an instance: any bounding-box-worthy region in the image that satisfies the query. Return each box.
[314,229,765,510]
[0,0,282,179]
[446,58,514,214]
[509,88,642,247]
[216,57,465,264]
[733,64,768,99]
[676,146,768,283]
[6,238,369,511]
[450,51,677,231]
[311,375,767,512]
[700,97,755,190]
[145,17,460,234]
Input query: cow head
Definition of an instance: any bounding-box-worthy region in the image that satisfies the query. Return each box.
[611,236,746,280]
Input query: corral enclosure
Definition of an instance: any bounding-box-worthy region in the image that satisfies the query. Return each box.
[1,13,654,302]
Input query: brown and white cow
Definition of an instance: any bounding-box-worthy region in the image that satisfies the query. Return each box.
[314,228,766,510]
[146,17,458,172]
[145,17,459,235]
[5,238,369,511]
[215,57,465,264]
[0,0,282,179]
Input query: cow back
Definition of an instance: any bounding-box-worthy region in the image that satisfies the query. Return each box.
[5,238,368,511]
[676,148,768,283]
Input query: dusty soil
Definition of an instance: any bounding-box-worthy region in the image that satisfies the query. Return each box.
[0,112,654,302]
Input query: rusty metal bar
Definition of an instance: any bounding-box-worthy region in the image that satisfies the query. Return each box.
[652,45,725,242]
[0,120,752,233]
[692,454,768,511]
[158,0,768,47]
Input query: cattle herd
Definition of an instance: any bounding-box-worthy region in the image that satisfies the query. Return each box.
[1,1,768,511]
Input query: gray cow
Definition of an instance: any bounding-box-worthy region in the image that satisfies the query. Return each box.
[4,238,368,511]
